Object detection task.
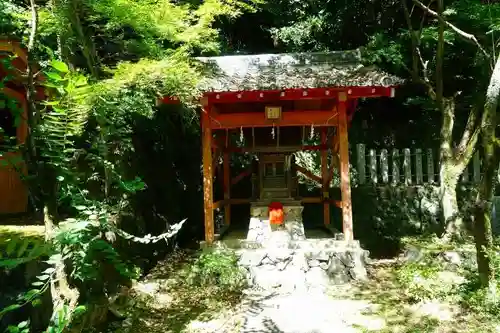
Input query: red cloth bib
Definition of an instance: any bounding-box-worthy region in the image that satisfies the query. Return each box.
[269,202,284,225]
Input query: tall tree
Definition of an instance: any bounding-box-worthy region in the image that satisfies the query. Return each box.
[411,0,500,288]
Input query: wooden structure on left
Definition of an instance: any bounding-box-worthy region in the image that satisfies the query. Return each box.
[163,50,402,245]
[0,39,43,215]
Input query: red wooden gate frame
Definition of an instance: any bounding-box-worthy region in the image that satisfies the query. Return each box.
[163,86,396,244]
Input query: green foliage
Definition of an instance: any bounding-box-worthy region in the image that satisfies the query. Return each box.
[396,261,444,303]
[185,248,247,293]
[0,237,51,269]
[0,1,25,38]
[459,245,500,315]
[6,320,30,333]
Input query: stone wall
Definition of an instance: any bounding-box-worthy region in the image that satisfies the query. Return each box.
[236,239,369,293]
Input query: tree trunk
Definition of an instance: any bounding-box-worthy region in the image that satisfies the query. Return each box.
[474,144,497,290]
[440,164,463,239]
[439,97,469,240]
[473,54,500,291]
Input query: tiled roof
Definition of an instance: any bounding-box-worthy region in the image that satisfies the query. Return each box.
[196,49,403,92]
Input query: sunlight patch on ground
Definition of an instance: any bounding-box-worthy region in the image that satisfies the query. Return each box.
[405,300,458,322]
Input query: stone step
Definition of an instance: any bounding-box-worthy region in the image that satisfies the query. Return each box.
[215,237,361,250]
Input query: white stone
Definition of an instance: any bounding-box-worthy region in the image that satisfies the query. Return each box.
[305,267,331,289]
[246,217,271,242]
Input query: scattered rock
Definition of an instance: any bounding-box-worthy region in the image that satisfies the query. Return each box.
[239,241,369,292]
[402,245,424,263]
[441,251,462,266]
[306,267,331,289]
[239,250,266,267]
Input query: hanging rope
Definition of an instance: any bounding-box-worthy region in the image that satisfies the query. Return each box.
[271,123,275,140]
[239,126,244,143]
[310,124,315,140]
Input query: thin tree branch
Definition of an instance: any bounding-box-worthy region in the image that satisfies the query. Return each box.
[412,0,490,60]
[436,0,444,109]
[401,0,437,99]
[456,100,481,159]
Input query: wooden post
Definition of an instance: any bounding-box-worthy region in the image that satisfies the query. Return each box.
[356,144,366,185]
[392,149,400,185]
[427,149,434,184]
[415,148,423,185]
[403,148,412,185]
[201,100,215,244]
[223,152,231,226]
[380,149,389,184]
[369,149,377,184]
[338,92,353,241]
[321,128,330,226]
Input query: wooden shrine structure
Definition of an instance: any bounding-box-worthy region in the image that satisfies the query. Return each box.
[163,50,402,244]
[0,39,44,215]
[0,40,31,215]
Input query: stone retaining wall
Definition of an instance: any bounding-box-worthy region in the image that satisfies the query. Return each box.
[236,239,369,293]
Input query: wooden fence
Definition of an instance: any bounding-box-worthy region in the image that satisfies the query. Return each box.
[355,144,482,186]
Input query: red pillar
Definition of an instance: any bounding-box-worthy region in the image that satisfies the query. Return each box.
[338,92,353,241]
[201,100,215,244]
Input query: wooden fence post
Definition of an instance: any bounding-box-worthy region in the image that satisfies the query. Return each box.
[380,149,389,183]
[392,149,400,185]
[369,149,377,184]
[357,144,366,185]
[415,148,423,184]
[404,148,412,185]
[427,149,434,184]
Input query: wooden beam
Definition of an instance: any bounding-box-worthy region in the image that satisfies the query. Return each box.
[201,104,215,244]
[223,152,231,226]
[321,128,330,226]
[203,87,396,104]
[294,164,322,184]
[300,197,342,208]
[221,144,331,153]
[209,110,338,129]
[338,92,353,241]
[213,200,225,209]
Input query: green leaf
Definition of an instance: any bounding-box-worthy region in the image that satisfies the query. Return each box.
[51,60,69,73]
[16,240,30,258]
[37,274,50,281]
[56,176,64,181]
[0,304,21,315]
[17,321,28,329]
[6,239,17,256]
[31,299,42,308]
[44,100,61,106]
[73,305,87,317]
[42,267,56,274]
[75,205,87,211]
[32,281,44,287]
[45,71,64,81]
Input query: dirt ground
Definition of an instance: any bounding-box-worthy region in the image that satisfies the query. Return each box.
[100,251,499,333]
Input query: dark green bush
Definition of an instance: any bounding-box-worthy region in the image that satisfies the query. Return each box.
[185,248,247,293]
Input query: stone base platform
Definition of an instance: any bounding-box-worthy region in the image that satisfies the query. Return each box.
[230,239,369,293]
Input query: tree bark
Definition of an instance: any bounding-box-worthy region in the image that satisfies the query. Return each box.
[440,165,462,237]
[473,54,500,291]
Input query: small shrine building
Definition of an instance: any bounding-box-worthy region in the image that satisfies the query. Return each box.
[164,49,401,245]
